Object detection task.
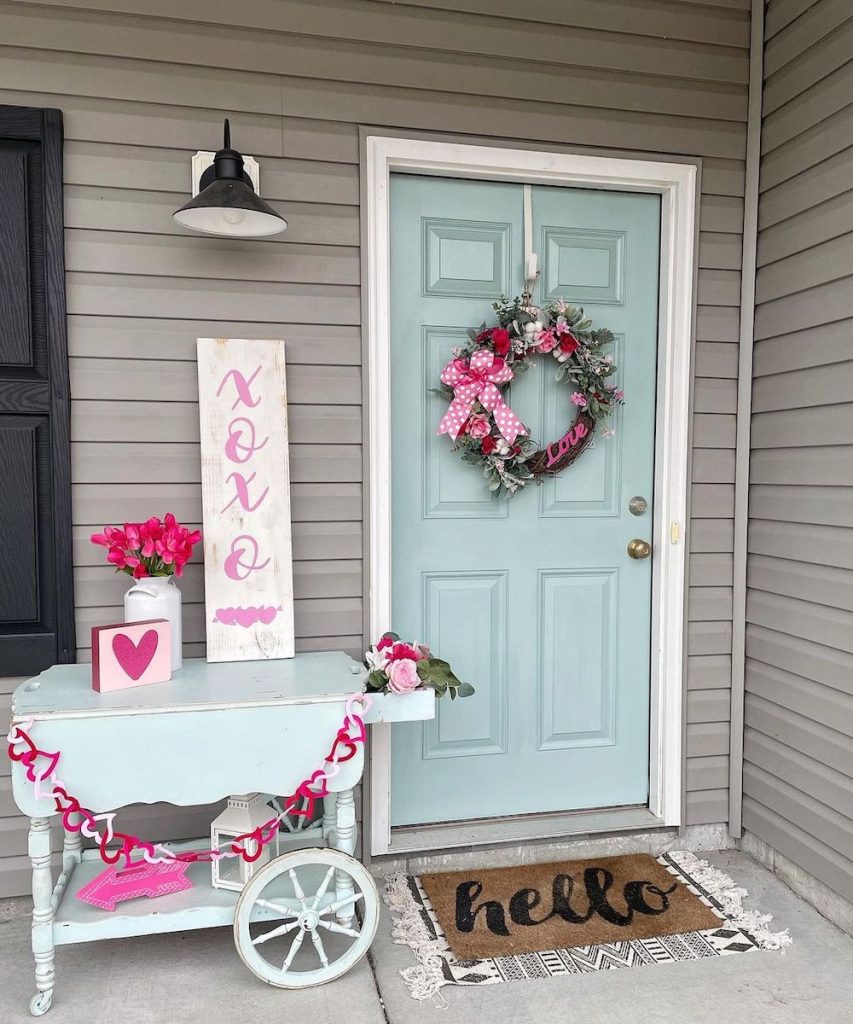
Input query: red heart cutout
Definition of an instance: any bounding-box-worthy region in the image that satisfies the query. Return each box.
[301,769,331,799]
[284,791,316,820]
[327,728,357,764]
[112,630,159,680]
[7,731,38,765]
[100,831,139,866]
[26,748,60,785]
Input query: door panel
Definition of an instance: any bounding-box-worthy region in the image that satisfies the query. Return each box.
[537,568,617,750]
[389,175,660,826]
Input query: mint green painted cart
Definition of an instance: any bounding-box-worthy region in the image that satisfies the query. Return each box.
[9,653,434,1014]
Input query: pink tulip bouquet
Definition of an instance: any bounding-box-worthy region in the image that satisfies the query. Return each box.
[364,633,474,700]
[91,514,202,579]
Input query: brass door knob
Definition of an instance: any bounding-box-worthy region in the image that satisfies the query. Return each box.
[627,539,652,560]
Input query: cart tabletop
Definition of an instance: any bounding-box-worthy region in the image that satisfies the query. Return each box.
[12,652,368,722]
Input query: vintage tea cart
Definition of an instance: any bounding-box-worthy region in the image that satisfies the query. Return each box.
[8,652,434,1015]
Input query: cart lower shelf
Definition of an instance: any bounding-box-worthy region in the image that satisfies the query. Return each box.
[54,837,322,946]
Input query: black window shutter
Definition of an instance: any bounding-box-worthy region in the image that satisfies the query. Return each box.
[0,105,74,675]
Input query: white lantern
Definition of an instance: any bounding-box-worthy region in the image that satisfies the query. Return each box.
[211,793,276,891]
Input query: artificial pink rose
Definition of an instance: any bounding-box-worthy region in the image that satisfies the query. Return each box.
[466,414,490,440]
[386,658,419,693]
[534,329,557,353]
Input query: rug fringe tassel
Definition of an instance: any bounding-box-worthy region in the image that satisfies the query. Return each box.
[383,873,450,1004]
[667,851,793,951]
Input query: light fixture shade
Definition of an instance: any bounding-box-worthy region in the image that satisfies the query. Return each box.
[173,118,287,238]
[174,178,287,238]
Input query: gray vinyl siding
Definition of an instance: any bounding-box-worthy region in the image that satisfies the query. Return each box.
[743,0,853,903]
[0,0,750,895]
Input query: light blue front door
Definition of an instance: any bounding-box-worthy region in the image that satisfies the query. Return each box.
[389,174,660,826]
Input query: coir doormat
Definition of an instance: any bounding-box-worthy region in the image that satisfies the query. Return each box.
[420,852,720,959]
[383,851,792,1001]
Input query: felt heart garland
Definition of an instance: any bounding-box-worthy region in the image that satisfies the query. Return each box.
[6,693,371,868]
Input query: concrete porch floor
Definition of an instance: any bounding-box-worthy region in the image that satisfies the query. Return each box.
[0,851,850,1024]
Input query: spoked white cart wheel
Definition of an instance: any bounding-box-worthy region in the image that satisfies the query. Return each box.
[234,848,379,989]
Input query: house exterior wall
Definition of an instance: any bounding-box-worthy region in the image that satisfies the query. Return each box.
[0,0,750,897]
[744,0,853,903]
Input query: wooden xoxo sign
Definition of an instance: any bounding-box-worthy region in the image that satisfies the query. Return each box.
[197,338,295,663]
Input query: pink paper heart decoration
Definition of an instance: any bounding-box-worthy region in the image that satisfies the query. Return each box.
[112,630,159,680]
[343,712,367,746]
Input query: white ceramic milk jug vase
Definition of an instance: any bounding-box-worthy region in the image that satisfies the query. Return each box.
[124,576,182,672]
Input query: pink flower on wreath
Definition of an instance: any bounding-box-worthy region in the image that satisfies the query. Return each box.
[570,392,588,408]
[533,329,558,353]
[387,658,420,693]
[466,413,491,439]
[613,389,625,401]
[376,634,396,652]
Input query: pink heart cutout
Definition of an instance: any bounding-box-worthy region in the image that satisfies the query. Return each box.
[112,630,159,680]
[343,713,367,746]
[299,769,331,800]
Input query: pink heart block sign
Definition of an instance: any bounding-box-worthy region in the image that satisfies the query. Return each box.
[92,619,172,692]
[112,630,158,680]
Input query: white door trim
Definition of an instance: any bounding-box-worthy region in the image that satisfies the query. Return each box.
[364,134,697,857]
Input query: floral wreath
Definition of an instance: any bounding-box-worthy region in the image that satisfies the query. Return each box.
[436,297,623,497]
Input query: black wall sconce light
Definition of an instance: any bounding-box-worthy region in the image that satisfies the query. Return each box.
[173,119,287,238]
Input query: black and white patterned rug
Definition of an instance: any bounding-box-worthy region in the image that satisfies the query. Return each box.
[383,851,792,1000]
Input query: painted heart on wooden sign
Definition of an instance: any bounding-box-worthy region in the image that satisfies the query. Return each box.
[112,630,159,680]
[91,619,171,692]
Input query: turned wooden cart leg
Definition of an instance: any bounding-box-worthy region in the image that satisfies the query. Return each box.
[333,789,357,927]
[28,817,55,1016]
[322,792,337,842]
[62,812,82,871]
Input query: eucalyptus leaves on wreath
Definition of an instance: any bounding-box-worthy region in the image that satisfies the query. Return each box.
[435,296,623,498]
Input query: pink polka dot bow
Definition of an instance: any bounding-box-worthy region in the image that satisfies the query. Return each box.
[437,350,527,445]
